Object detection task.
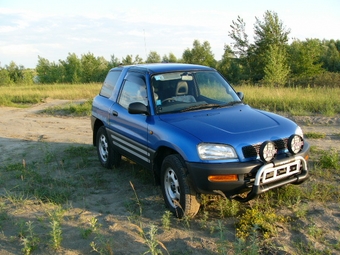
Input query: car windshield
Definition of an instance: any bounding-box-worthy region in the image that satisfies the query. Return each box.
[151,71,241,114]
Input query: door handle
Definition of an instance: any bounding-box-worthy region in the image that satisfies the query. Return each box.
[112,111,118,116]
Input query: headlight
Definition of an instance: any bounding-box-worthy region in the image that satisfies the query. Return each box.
[198,143,237,160]
[288,135,304,154]
[259,141,277,163]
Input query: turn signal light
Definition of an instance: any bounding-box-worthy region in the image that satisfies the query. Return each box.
[208,175,238,182]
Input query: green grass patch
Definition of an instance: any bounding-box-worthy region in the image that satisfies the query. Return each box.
[318,149,340,170]
[41,100,93,117]
[0,83,101,107]
[305,132,326,139]
[235,85,340,116]
[1,83,340,117]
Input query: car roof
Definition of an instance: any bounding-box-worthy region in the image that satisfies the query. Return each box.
[111,63,215,74]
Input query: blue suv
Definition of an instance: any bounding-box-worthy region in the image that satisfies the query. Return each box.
[91,63,309,218]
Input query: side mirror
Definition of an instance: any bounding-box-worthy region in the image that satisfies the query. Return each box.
[128,102,150,115]
[237,92,244,101]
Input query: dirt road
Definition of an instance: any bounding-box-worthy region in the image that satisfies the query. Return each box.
[0,100,339,254]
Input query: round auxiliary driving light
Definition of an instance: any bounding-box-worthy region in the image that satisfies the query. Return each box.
[259,141,277,163]
[288,135,304,154]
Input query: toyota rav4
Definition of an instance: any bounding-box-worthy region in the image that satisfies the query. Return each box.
[91,63,309,218]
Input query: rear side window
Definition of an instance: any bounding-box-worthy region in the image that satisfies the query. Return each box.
[100,70,122,98]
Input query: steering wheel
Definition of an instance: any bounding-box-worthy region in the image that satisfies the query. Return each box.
[162,97,176,103]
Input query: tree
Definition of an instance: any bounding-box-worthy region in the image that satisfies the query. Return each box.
[182,40,216,67]
[81,53,108,82]
[251,11,290,81]
[0,68,11,86]
[108,54,121,69]
[122,55,144,65]
[146,51,161,63]
[320,40,340,72]
[36,56,51,83]
[217,44,235,81]
[6,61,25,83]
[162,53,177,63]
[229,16,249,59]
[288,39,323,78]
[263,44,290,86]
[59,53,82,83]
[36,57,64,83]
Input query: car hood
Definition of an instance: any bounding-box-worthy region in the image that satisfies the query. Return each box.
[159,104,297,143]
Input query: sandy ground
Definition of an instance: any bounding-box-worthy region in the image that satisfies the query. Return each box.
[0,100,339,254]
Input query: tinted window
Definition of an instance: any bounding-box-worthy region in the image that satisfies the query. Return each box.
[100,70,122,98]
[118,73,147,109]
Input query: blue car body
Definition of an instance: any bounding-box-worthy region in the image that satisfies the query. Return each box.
[91,63,309,214]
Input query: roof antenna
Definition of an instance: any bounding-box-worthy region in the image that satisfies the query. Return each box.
[144,29,147,60]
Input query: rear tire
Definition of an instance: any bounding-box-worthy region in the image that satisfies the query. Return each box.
[96,126,121,168]
[160,154,200,218]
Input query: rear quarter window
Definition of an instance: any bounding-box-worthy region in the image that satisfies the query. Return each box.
[100,70,122,98]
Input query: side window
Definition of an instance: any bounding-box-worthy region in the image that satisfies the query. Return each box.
[118,73,147,109]
[100,70,122,98]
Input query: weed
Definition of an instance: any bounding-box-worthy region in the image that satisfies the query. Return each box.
[199,210,209,229]
[181,214,192,229]
[161,210,172,231]
[20,221,40,255]
[307,223,324,240]
[90,234,114,255]
[262,185,304,208]
[47,206,64,249]
[89,217,113,255]
[80,228,93,239]
[49,220,62,250]
[304,182,340,202]
[220,198,240,218]
[0,202,9,229]
[318,149,339,170]
[233,226,261,255]
[294,203,309,219]
[212,191,240,218]
[138,224,169,255]
[236,206,287,240]
[216,220,228,255]
[89,217,101,233]
[294,239,331,255]
[4,189,30,204]
[130,181,143,217]
[217,221,260,255]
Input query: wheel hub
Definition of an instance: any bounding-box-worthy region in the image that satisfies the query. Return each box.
[165,168,180,207]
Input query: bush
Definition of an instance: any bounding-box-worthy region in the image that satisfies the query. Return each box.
[288,72,340,88]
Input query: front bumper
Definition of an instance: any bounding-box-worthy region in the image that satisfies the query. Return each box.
[186,142,310,201]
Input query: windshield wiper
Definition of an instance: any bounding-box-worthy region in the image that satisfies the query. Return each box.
[180,101,242,112]
[180,104,220,112]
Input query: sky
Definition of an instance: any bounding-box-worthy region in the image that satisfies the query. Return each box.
[1,0,339,68]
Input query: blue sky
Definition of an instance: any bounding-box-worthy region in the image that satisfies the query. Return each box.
[1,0,339,68]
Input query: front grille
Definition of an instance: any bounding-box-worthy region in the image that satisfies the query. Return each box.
[242,138,288,159]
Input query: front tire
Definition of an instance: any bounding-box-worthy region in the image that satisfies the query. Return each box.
[96,126,121,168]
[160,154,200,218]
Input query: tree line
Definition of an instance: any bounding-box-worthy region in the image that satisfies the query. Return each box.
[1,10,339,88]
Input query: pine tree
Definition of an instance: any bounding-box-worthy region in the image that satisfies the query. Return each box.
[263,44,290,87]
